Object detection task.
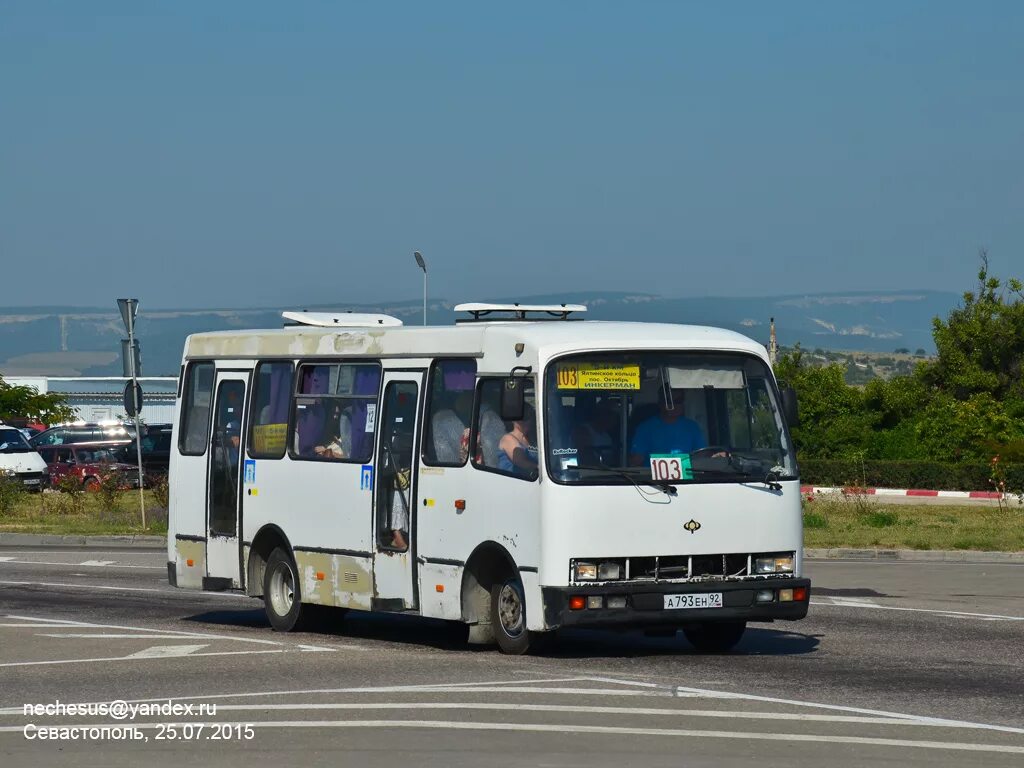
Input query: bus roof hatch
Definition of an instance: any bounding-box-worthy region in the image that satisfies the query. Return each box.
[282,311,404,328]
[454,303,587,323]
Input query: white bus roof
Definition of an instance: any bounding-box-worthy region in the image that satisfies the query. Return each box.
[183,319,771,372]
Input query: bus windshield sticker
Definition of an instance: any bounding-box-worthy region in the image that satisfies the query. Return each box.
[365,404,376,432]
[556,362,640,390]
[649,453,693,481]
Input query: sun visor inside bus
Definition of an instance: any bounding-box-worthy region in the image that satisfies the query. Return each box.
[666,366,745,390]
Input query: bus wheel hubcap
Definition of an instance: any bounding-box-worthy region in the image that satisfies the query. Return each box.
[498,582,524,637]
[271,567,294,616]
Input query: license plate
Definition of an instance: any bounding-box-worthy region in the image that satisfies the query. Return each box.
[664,592,723,610]
[22,478,40,486]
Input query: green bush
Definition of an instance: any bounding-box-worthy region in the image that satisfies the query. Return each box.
[0,471,26,516]
[799,458,1024,491]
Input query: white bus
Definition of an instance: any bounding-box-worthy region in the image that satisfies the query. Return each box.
[167,304,809,654]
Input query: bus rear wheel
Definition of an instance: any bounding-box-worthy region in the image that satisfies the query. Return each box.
[491,576,531,655]
[683,621,746,652]
[264,547,304,632]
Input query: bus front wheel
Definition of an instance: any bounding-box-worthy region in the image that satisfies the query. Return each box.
[683,621,746,652]
[491,576,531,655]
[264,548,304,632]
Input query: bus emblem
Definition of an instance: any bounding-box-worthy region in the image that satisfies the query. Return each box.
[683,519,701,534]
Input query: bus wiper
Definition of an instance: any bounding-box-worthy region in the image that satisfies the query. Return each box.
[693,467,783,491]
[573,464,678,497]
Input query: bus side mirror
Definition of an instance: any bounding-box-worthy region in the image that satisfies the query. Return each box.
[500,377,525,422]
[780,386,799,428]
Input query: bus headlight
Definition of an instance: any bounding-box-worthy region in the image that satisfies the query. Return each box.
[597,562,622,580]
[755,555,795,574]
[574,562,598,581]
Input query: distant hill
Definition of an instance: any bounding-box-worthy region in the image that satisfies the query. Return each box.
[0,290,958,376]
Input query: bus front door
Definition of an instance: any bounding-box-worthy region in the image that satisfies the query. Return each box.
[206,371,249,589]
[372,373,424,610]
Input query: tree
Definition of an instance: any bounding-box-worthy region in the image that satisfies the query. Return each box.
[0,376,75,425]
[776,251,1024,463]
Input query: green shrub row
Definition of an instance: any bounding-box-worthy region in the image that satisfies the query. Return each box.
[798,459,1024,492]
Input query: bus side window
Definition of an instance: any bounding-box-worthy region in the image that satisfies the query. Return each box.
[472,378,537,480]
[290,362,381,463]
[248,362,293,459]
[179,362,215,456]
[422,359,477,467]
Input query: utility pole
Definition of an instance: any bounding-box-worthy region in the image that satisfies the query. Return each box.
[117,299,146,527]
[768,317,779,366]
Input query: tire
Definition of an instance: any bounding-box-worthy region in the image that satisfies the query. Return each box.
[263,547,305,632]
[490,576,532,655]
[83,476,100,492]
[683,621,747,652]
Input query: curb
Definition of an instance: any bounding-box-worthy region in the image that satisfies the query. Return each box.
[0,533,165,548]
[804,548,1024,563]
[801,485,1009,500]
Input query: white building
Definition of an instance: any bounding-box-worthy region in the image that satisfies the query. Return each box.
[2,376,178,425]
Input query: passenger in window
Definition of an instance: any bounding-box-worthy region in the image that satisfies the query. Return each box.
[629,387,706,464]
[498,404,538,477]
[313,402,354,459]
[477,399,506,468]
[432,391,475,464]
[295,365,330,456]
[345,366,381,462]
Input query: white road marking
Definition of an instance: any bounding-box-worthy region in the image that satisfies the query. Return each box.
[126,644,208,659]
[0,720,1019,754]
[0,558,162,570]
[0,579,249,599]
[586,676,1024,735]
[4,614,285,646]
[0,623,100,628]
[810,599,1024,622]
[0,649,287,669]
[197,701,1015,730]
[824,597,881,607]
[37,633,234,640]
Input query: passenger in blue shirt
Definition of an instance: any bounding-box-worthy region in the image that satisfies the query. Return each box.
[629,388,706,464]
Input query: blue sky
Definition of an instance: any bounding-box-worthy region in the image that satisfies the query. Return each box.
[1,1,1021,308]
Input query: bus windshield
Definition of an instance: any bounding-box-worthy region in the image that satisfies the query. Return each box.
[543,352,797,486]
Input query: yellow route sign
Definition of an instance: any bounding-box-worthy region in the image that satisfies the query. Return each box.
[555,362,640,390]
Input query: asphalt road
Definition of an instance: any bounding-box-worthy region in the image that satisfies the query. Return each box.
[0,546,1022,767]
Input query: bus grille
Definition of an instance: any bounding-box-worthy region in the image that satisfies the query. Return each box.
[570,554,794,584]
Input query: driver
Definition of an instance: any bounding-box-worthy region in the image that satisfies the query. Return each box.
[629,387,706,465]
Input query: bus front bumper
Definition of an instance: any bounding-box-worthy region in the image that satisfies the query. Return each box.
[541,577,810,630]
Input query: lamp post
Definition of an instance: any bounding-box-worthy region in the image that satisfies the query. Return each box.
[414,251,427,326]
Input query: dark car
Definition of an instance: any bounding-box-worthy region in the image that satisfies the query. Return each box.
[37,443,141,491]
[30,423,136,449]
[112,425,172,479]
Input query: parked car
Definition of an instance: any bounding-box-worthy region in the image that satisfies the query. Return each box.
[0,424,49,490]
[36,443,141,491]
[29,421,148,449]
[112,424,173,480]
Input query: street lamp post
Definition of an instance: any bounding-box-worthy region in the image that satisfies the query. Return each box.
[414,251,427,326]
